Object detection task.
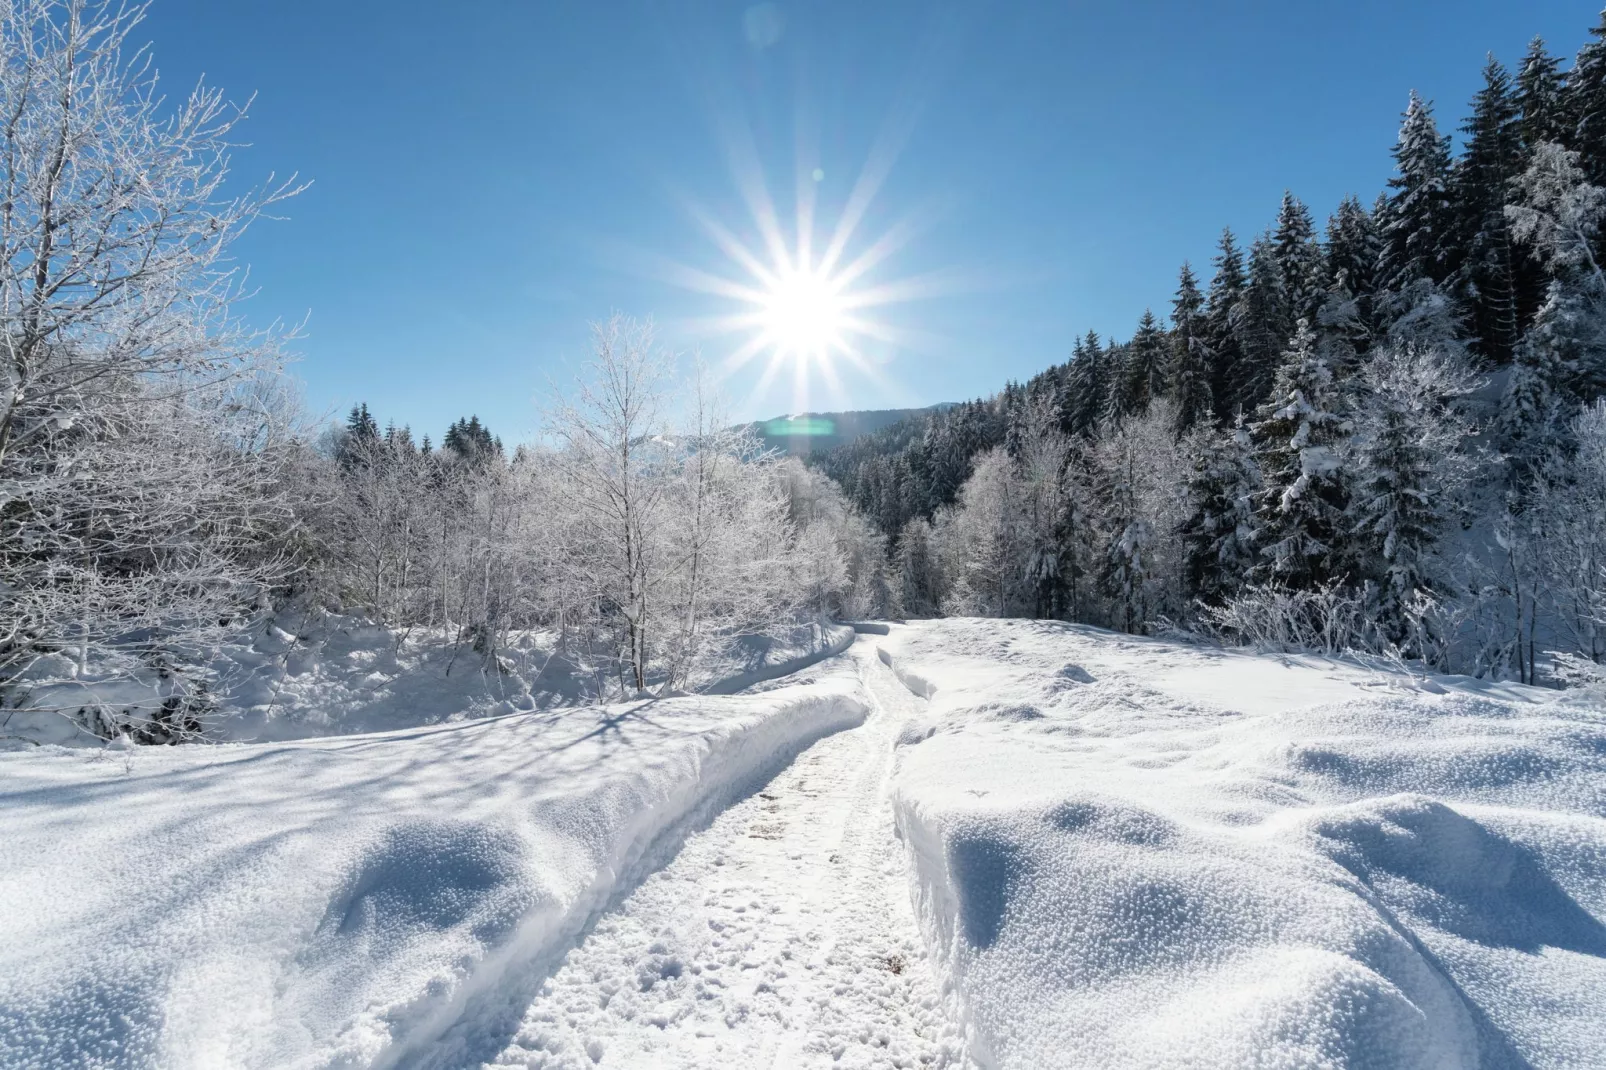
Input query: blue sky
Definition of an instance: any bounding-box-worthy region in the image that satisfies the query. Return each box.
[141,1,1595,442]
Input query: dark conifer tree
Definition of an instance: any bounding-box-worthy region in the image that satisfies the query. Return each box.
[444,415,497,460]
[1233,234,1287,414]
[1168,262,1214,432]
[1182,417,1259,606]
[1379,92,1457,294]
[1320,196,1382,375]
[1062,331,1107,437]
[1455,57,1524,363]
[1517,36,1568,151]
[1569,10,1606,185]
[346,403,380,441]
[1273,192,1326,328]
[1204,229,1247,419]
[1116,310,1168,417]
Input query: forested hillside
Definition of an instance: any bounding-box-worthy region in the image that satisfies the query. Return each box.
[813,15,1606,684]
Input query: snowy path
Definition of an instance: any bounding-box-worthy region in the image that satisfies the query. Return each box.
[491,644,971,1069]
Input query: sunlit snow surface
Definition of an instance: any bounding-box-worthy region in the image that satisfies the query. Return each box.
[0,666,868,1069]
[880,619,1606,1069]
[2,620,1604,1069]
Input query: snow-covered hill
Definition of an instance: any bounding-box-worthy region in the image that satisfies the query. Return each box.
[2,619,1603,1069]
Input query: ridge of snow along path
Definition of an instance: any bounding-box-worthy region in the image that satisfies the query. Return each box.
[879,619,1606,1070]
[0,663,869,1070]
[490,642,971,1069]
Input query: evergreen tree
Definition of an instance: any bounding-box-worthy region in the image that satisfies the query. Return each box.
[1349,347,1475,655]
[1182,417,1260,605]
[893,517,941,617]
[1204,229,1247,419]
[1062,331,1107,437]
[1115,310,1168,417]
[1324,196,1380,316]
[1234,234,1287,413]
[1517,36,1568,151]
[346,403,379,441]
[1505,142,1606,404]
[1455,57,1524,364]
[1319,196,1381,378]
[1379,91,1457,294]
[1250,321,1351,589]
[1569,9,1606,185]
[1273,191,1326,328]
[1169,262,1214,432]
[443,415,498,460]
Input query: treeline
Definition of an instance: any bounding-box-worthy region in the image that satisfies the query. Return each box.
[304,318,887,695]
[818,17,1606,681]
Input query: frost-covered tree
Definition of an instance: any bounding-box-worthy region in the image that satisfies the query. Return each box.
[1500,141,1606,464]
[1092,400,1194,632]
[1349,345,1478,656]
[1015,392,1071,618]
[934,447,1027,618]
[893,517,942,618]
[0,0,303,732]
[546,316,674,690]
[1536,401,1606,662]
[1250,321,1351,589]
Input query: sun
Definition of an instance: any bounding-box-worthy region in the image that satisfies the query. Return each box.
[636,123,959,411]
[759,266,846,359]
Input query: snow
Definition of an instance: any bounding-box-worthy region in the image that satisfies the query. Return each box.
[4,617,1603,1069]
[879,618,1606,1069]
[0,613,855,747]
[490,644,968,1069]
[0,662,868,1070]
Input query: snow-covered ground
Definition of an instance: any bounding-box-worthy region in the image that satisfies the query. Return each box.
[490,643,968,1069]
[880,619,1606,1069]
[1,613,854,746]
[0,664,867,1069]
[4,618,1604,1069]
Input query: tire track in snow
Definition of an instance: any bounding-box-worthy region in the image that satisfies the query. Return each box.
[490,644,971,1069]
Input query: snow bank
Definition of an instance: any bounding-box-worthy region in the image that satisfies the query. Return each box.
[1,613,856,748]
[0,661,868,1070]
[879,619,1606,1069]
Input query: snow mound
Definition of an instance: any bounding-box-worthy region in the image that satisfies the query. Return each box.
[880,618,1606,1069]
[0,660,869,1070]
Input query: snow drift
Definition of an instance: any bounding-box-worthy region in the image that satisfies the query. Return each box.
[0,662,868,1070]
[880,619,1606,1069]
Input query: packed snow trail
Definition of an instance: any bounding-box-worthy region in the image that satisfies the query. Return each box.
[492,644,971,1068]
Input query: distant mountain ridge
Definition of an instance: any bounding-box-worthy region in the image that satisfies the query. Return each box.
[748,404,953,456]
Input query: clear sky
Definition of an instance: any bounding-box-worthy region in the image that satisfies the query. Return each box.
[139,0,1596,443]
